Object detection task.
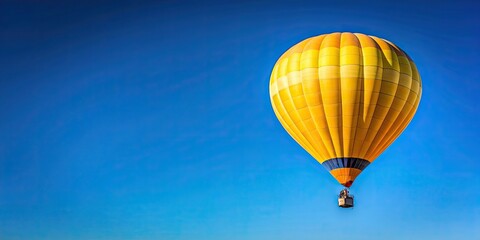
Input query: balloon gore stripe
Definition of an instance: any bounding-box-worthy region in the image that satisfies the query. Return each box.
[322,158,370,171]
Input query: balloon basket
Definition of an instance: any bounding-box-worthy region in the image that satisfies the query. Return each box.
[338,188,354,208]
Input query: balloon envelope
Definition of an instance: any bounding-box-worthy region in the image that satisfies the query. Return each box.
[269,32,422,187]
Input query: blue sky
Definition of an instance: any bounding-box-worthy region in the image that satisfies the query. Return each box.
[0,0,479,239]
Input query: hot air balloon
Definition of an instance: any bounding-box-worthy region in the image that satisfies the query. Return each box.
[269,32,422,208]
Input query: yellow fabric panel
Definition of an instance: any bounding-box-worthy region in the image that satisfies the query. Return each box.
[302,67,336,159]
[366,108,403,159]
[272,90,317,154]
[308,130,330,156]
[271,97,312,155]
[321,32,341,48]
[396,84,411,100]
[319,66,340,80]
[285,38,309,56]
[288,83,304,97]
[319,50,340,66]
[364,71,412,158]
[340,64,361,157]
[277,55,291,78]
[340,32,360,46]
[377,92,396,108]
[371,36,400,71]
[273,35,416,79]
[354,33,378,47]
[287,53,302,73]
[274,92,326,161]
[269,32,422,186]
[352,127,370,156]
[410,79,421,94]
[340,46,360,55]
[398,73,413,87]
[340,54,361,65]
[398,56,413,76]
[362,49,382,66]
[319,62,342,155]
[381,69,400,83]
[410,61,421,82]
[319,47,340,58]
[302,35,325,51]
[275,71,334,160]
[370,90,421,157]
[369,87,421,159]
[300,50,320,69]
[370,105,419,159]
[341,65,363,80]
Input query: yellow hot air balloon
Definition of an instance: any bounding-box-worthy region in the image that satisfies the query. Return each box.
[269,32,421,204]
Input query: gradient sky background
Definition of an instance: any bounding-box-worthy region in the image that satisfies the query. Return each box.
[1,0,479,239]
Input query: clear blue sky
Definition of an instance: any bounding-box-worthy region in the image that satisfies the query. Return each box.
[0,0,479,239]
